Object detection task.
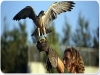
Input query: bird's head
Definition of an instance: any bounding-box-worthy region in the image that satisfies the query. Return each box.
[38,10,45,17]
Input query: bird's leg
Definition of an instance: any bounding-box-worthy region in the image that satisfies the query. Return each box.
[43,27,47,41]
[38,28,41,41]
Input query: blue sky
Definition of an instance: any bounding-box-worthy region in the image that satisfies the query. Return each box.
[1,0,99,43]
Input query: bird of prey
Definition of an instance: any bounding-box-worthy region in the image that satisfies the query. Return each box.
[13,1,75,40]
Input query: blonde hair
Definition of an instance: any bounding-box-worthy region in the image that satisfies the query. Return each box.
[64,47,85,73]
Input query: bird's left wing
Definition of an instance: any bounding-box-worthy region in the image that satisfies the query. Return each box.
[43,1,75,28]
[13,6,37,24]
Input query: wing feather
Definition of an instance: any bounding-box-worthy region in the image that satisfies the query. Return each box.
[13,6,37,24]
[43,1,75,28]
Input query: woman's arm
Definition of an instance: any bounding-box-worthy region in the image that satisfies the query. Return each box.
[56,57,64,73]
[36,39,65,73]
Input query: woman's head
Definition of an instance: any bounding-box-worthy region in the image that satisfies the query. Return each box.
[63,47,85,73]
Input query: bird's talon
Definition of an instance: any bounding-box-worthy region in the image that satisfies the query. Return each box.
[44,37,47,41]
[38,37,41,42]
[38,37,46,43]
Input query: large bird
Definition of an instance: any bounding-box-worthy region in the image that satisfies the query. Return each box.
[13,1,75,40]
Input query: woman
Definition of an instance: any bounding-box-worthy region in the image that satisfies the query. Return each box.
[36,39,85,73]
[63,47,85,73]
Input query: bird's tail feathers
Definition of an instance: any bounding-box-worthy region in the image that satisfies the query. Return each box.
[31,28,52,36]
[46,28,52,34]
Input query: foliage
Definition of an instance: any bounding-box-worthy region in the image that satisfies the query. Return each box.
[47,22,59,44]
[62,12,99,49]
[72,12,91,47]
[92,26,99,66]
[62,16,71,45]
[47,22,62,58]
[1,18,28,73]
[92,26,99,49]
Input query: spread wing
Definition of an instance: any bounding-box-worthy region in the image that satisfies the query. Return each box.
[13,6,37,24]
[43,1,75,28]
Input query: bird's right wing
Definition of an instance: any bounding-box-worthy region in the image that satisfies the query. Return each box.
[43,1,75,28]
[13,6,37,24]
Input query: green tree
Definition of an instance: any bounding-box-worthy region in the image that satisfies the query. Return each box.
[62,16,71,45]
[47,22,62,57]
[92,26,99,49]
[72,12,91,47]
[47,22,59,45]
[1,17,28,73]
[92,26,99,66]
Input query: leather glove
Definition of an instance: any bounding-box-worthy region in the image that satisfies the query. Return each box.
[36,39,50,52]
[36,39,58,72]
